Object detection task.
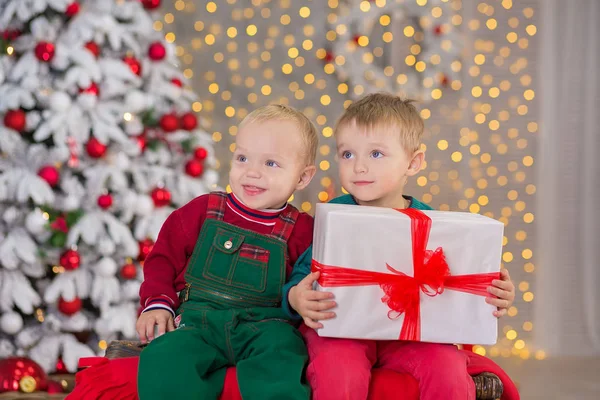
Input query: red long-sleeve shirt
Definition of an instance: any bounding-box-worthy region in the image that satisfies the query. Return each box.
[139,192,314,315]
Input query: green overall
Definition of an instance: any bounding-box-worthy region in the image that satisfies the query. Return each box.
[138,192,310,400]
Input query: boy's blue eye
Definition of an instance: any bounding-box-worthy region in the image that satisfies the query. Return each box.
[371,150,383,159]
[341,151,353,159]
[266,160,279,167]
[237,155,247,162]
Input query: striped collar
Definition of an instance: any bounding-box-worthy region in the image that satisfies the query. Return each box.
[226,192,287,226]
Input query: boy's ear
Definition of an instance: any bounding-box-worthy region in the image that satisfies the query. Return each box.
[405,150,424,177]
[296,165,317,191]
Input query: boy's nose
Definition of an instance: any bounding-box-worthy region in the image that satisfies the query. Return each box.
[353,160,367,173]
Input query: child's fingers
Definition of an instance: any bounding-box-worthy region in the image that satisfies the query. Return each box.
[146,319,156,342]
[307,300,336,311]
[156,318,167,336]
[305,290,334,301]
[500,268,511,280]
[301,272,320,287]
[487,285,509,299]
[137,323,148,344]
[304,310,336,321]
[494,308,507,318]
[491,279,514,290]
[167,317,175,332]
[486,296,509,309]
[303,317,323,330]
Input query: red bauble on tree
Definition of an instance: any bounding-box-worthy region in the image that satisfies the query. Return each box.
[58,297,82,316]
[441,74,450,87]
[135,135,147,152]
[65,2,80,17]
[34,42,55,62]
[120,262,137,280]
[141,0,161,9]
[434,25,444,36]
[60,249,81,270]
[193,147,208,161]
[324,51,334,63]
[97,194,113,209]
[86,137,107,158]
[123,55,142,76]
[171,78,183,87]
[79,82,100,96]
[37,166,60,187]
[151,187,171,207]
[84,41,100,57]
[148,42,166,61]
[185,159,204,177]
[0,357,49,393]
[3,109,26,132]
[180,112,198,131]
[138,239,154,261]
[159,113,179,132]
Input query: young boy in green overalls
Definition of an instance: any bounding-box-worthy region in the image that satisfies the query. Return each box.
[133,105,319,399]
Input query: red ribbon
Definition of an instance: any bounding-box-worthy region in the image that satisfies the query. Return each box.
[311,208,499,341]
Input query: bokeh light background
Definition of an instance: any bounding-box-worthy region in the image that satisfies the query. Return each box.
[156,0,539,360]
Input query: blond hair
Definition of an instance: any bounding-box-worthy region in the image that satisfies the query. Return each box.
[334,93,424,152]
[240,104,318,165]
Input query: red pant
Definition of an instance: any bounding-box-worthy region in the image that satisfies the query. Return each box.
[302,325,475,400]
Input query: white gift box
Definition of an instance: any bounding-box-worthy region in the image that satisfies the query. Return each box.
[313,203,504,345]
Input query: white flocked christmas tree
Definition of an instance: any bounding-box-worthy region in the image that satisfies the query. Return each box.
[0,0,219,372]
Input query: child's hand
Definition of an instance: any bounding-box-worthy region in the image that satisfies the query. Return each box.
[485,269,515,318]
[289,272,336,329]
[136,309,175,344]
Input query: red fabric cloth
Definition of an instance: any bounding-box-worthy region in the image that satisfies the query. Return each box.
[68,353,518,400]
[139,193,314,310]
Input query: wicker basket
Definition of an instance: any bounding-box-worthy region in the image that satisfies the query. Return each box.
[105,340,503,399]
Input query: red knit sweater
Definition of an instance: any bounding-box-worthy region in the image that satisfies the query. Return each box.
[139,193,314,315]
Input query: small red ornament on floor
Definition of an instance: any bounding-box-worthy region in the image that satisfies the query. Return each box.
[86,137,107,158]
[84,41,100,57]
[185,159,203,177]
[35,42,55,62]
[60,249,81,270]
[58,297,82,316]
[194,147,208,160]
[148,42,166,61]
[3,109,26,132]
[123,55,142,76]
[180,112,198,130]
[79,82,100,96]
[38,166,60,187]
[97,194,113,209]
[151,187,171,207]
[120,262,138,279]
[65,2,80,17]
[159,113,179,132]
[141,0,161,9]
[138,239,154,261]
[0,357,49,393]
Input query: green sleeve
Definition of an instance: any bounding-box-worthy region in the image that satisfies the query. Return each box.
[281,245,313,320]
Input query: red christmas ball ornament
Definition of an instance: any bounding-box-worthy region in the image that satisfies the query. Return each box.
[3,109,26,132]
[0,357,49,393]
[54,358,68,374]
[86,137,107,158]
[441,74,449,87]
[120,262,137,280]
[38,166,60,187]
[141,0,161,9]
[97,194,113,209]
[148,42,166,61]
[135,135,147,152]
[138,239,154,261]
[58,297,82,316]
[84,41,100,57]
[324,51,334,63]
[1,30,20,41]
[193,147,208,161]
[185,159,204,177]
[180,112,198,131]
[59,249,81,271]
[65,2,80,17]
[159,113,179,132]
[79,82,100,96]
[34,41,55,62]
[171,78,183,87]
[46,380,64,394]
[123,55,142,76]
[353,34,361,45]
[151,187,171,207]
[434,25,444,36]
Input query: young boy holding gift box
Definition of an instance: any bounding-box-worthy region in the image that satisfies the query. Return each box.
[284,93,516,400]
[67,105,319,400]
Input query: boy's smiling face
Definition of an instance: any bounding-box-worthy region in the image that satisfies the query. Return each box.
[229,119,315,210]
[336,120,423,208]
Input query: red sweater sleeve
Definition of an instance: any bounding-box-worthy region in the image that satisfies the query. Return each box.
[285,212,314,275]
[139,195,209,314]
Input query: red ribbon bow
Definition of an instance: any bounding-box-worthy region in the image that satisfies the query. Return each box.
[311,208,499,341]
